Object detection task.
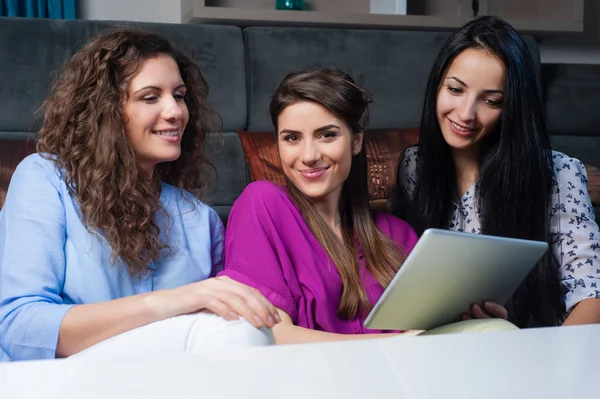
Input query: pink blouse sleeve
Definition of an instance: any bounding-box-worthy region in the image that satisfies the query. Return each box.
[219,181,300,320]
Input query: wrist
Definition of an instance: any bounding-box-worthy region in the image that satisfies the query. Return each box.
[143,289,179,321]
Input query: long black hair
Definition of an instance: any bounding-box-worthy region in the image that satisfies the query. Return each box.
[389,16,564,327]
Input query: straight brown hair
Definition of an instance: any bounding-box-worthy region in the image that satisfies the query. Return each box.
[270,68,407,320]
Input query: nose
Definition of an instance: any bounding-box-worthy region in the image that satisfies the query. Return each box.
[457,95,476,123]
[300,138,320,165]
[161,96,183,121]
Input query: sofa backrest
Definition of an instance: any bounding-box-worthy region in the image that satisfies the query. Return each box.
[243,26,539,132]
[543,64,600,167]
[1,17,598,221]
[0,17,248,220]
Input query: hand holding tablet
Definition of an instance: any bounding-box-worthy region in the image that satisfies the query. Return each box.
[364,229,548,331]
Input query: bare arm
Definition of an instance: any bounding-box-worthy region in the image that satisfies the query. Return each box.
[270,308,418,345]
[56,276,279,357]
[562,298,600,326]
[56,292,162,357]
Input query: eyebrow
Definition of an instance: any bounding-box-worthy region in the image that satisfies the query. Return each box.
[446,76,504,95]
[279,124,341,135]
[133,83,186,94]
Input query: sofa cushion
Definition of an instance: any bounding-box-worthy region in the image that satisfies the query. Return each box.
[585,164,600,206]
[0,139,37,209]
[243,26,538,132]
[542,64,600,137]
[0,18,247,134]
[0,133,247,225]
[237,130,285,186]
[237,128,419,201]
[202,132,249,223]
[364,128,419,200]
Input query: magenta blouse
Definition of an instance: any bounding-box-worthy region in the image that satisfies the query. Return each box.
[219,181,418,335]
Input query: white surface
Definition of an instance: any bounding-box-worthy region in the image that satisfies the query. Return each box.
[382,324,598,399]
[365,229,548,330]
[1,324,598,399]
[369,0,407,14]
[71,312,274,361]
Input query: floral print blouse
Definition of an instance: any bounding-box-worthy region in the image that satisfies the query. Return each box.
[399,147,600,312]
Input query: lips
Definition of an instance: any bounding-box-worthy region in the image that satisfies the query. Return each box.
[448,118,477,137]
[300,167,328,180]
[152,128,181,143]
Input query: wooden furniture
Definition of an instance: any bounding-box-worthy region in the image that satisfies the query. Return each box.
[188,0,584,36]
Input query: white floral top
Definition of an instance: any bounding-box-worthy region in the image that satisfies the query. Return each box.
[400,147,600,312]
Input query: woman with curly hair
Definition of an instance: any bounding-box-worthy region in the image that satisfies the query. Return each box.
[0,28,279,362]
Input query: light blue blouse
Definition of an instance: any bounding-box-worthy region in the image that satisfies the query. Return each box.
[0,154,224,361]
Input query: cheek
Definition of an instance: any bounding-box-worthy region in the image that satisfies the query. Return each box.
[480,109,502,130]
[436,93,454,117]
[277,143,295,170]
[122,115,140,142]
[124,105,152,130]
[181,103,190,123]
[328,143,353,173]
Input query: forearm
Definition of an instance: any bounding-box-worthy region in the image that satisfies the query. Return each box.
[57,290,171,357]
[562,298,600,326]
[271,308,408,344]
[272,322,401,345]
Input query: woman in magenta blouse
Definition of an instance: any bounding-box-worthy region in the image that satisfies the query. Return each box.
[220,68,512,343]
[220,69,417,342]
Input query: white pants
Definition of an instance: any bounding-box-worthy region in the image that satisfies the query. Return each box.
[70,312,274,360]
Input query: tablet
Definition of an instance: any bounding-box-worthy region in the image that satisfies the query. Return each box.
[363,228,548,331]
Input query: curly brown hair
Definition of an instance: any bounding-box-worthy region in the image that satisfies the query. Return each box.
[36,27,219,276]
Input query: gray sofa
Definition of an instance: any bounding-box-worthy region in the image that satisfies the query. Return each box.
[0,17,599,222]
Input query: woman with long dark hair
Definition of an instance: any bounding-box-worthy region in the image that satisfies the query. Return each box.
[390,16,600,328]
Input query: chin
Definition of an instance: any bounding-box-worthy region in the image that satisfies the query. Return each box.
[159,151,182,163]
[292,184,328,200]
[442,135,474,151]
[295,186,325,199]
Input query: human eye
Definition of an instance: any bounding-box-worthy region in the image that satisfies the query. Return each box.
[173,88,187,102]
[283,134,299,143]
[141,95,158,103]
[484,98,503,108]
[320,131,337,140]
[447,86,462,95]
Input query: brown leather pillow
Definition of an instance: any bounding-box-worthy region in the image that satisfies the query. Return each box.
[585,164,600,206]
[0,140,37,210]
[237,131,285,186]
[237,128,420,202]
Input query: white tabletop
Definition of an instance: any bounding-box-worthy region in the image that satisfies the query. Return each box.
[1,324,598,399]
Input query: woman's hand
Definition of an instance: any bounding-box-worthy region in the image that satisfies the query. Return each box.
[153,276,281,328]
[462,301,508,320]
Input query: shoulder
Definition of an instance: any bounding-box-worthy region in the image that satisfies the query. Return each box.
[161,183,222,227]
[400,146,419,167]
[11,153,64,190]
[14,153,58,176]
[235,181,293,209]
[398,146,419,176]
[551,151,588,185]
[403,145,419,159]
[227,181,303,231]
[372,212,419,251]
